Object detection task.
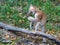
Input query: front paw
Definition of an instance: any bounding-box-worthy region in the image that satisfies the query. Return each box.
[28,16,33,21]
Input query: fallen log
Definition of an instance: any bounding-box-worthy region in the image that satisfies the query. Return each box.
[0,22,60,45]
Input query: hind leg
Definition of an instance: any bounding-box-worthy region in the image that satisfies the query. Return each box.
[41,25,46,43]
[35,22,40,31]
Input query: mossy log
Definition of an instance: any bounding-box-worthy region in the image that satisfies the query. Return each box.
[0,22,60,45]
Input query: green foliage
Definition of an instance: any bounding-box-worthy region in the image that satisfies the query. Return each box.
[0,0,60,30]
[0,0,60,45]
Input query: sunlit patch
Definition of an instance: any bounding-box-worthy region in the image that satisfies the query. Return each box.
[5,34,10,39]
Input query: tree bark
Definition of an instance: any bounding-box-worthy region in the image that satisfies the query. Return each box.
[0,22,60,45]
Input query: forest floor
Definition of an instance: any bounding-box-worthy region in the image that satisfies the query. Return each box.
[0,26,60,45]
